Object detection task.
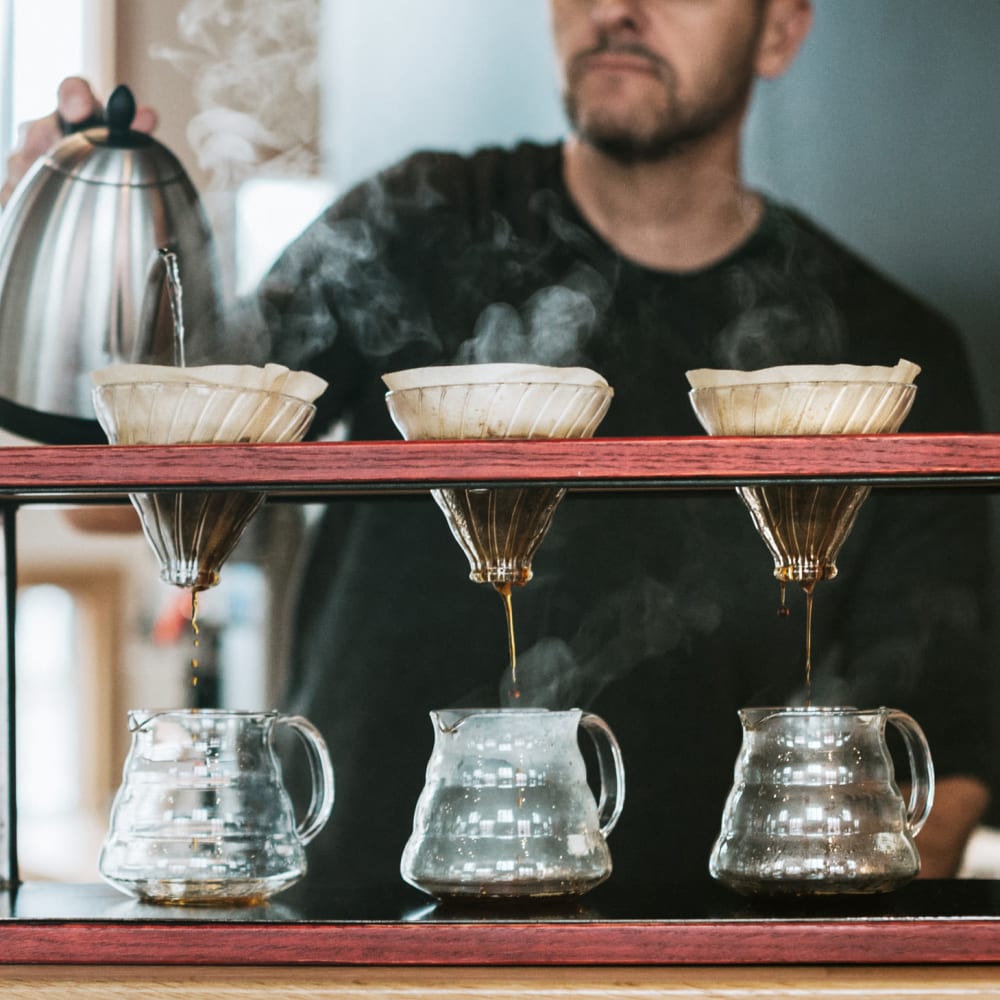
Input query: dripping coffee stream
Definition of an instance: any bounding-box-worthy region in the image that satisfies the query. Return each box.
[190,590,200,689]
[496,581,519,696]
[383,364,613,698]
[687,360,920,700]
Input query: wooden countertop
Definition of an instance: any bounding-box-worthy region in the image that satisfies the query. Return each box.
[6,964,1000,999]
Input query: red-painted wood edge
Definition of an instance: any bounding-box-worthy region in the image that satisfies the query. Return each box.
[0,434,998,495]
[1,919,999,966]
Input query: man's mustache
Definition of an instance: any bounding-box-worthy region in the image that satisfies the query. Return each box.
[568,38,671,80]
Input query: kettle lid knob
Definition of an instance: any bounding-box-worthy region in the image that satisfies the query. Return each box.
[91,84,153,151]
[106,85,136,136]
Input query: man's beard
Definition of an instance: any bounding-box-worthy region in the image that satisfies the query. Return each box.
[562,39,757,165]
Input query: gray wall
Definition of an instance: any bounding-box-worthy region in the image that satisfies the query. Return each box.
[321,0,565,188]
[321,0,1000,423]
[745,0,1000,427]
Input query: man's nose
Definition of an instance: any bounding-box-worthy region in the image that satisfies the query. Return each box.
[590,0,644,33]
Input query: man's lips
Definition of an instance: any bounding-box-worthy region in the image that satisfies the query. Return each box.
[574,50,664,81]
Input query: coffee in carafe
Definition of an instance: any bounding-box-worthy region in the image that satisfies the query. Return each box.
[401,707,625,899]
[709,706,934,895]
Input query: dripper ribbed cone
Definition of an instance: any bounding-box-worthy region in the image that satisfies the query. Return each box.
[384,364,613,586]
[92,364,326,591]
[687,360,919,588]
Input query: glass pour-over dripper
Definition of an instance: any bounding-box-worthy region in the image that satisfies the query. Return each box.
[687,360,920,693]
[384,363,613,685]
[92,363,327,591]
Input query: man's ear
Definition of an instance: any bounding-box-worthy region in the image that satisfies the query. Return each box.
[756,0,814,80]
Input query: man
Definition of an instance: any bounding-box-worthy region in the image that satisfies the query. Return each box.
[5,0,992,888]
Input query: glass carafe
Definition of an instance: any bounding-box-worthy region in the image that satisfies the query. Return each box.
[709,706,934,896]
[401,708,625,899]
[99,709,334,905]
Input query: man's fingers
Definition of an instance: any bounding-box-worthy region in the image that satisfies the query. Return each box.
[19,113,63,158]
[133,105,159,134]
[56,76,101,126]
[59,77,157,135]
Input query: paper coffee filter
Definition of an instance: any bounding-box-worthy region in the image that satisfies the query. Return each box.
[686,359,920,436]
[383,363,609,392]
[383,363,613,440]
[91,363,327,445]
[686,359,920,390]
[92,362,327,403]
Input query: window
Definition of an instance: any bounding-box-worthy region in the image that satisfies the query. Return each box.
[0,0,113,172]
[15,567,124,882]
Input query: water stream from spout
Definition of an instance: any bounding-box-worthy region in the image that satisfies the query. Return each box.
[158,247,186,367]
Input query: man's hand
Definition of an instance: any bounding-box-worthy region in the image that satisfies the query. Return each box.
[1,77,158,208]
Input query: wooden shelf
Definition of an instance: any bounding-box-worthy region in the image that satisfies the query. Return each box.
[0,433,998,498]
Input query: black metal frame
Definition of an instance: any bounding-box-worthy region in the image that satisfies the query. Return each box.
[1,504,16,889]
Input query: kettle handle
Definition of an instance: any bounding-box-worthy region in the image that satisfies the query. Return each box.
[580,712,626,838]
[277,714,336,845]
[884,708,936,836]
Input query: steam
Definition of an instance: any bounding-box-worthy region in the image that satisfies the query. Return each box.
[152,0,320,190]
[232,149,620,371]
[715,214,847,368]
[456,264,609,367]
[500,576,722,709]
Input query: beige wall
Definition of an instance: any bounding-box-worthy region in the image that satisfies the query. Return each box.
[113,0,205,191]
[110,0,321,294]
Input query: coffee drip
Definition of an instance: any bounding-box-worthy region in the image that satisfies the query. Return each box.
[384,364,613,692]
[688,360,920,700]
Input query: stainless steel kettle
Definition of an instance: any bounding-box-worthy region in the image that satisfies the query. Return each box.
[0,85,221,443]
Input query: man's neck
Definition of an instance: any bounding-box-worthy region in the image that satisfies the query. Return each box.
[561,133,764,273]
